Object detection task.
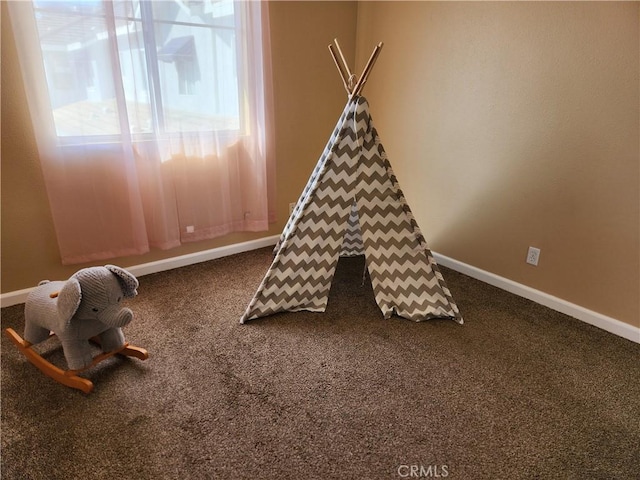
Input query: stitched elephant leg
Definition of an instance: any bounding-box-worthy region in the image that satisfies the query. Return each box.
[24,282,62,344]
[23,322,51,345]
[98,328,126,353]
[60,337,94,370]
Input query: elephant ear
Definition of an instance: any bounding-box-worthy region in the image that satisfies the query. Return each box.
[105,265,138,298]
[56,278,82,332]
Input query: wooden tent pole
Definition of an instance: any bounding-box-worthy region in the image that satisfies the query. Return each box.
[351,42,384,98]
[328,44,351,94]
[333,38,355,90]
[329,39,384,97]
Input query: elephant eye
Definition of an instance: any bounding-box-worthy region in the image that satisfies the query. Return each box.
[92,307,99,312]
[117,296,122,303]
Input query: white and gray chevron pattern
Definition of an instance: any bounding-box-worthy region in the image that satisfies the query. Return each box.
[241,96,462,324]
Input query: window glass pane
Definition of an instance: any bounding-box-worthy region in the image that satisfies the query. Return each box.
[32,0,241,138]
[33,0,122,137]
[152,0,239,133]
[151,0,235,27]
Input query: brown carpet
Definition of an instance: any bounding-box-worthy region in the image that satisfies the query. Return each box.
[2,247,639,479]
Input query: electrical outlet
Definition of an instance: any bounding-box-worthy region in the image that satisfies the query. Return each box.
[526,246,541,266]
[289,203,296,215]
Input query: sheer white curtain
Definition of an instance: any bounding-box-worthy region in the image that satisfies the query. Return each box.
[8,0,275,265]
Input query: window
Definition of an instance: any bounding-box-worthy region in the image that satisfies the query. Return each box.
[9,0,274,264]
[32,0,242,140]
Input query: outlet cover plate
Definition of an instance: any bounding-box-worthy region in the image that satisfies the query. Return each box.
[526,246,541,266]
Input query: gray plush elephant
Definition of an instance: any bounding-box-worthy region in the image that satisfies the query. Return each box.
[24,265,139,370]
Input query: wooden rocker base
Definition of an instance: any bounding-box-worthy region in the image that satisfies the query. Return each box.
[4,328,148,394]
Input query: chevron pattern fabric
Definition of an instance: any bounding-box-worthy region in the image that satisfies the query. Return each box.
[241,96,462,324]
[340,200,364,257]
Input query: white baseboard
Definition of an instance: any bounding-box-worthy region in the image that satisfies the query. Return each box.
[1,288,35,310]
[0,235,280,309]
[433,252,640,344]
[125,235,280,278]
[2,238,637,344]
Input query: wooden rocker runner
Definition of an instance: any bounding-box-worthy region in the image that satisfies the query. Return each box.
[5,328,148,394]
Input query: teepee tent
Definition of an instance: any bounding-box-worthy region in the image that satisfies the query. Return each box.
[241,41,462,324]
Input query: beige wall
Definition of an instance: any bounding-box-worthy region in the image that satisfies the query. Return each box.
[1,2,357,291]
[2,1,639,329]
[356,1,639,327]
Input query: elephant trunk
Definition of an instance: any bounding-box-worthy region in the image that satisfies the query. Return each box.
[101,307,133,329]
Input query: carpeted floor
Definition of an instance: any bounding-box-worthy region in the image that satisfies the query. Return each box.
[2,247,639,479]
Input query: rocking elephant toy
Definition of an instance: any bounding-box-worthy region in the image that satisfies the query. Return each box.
[4,265,148,393]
